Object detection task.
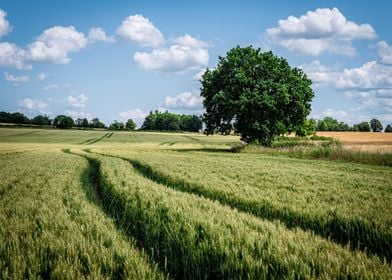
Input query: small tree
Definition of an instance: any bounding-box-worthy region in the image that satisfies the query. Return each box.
[109,120,124,130]
[201,46,314,145]
[126,119,136,130]
[295,119,316,137]
[90,118,106,128]
[53,115,74,129]
[370,119,383,132]
[385,124,392,133]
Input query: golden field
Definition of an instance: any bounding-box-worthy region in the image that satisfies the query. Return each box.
[317,132,392,152]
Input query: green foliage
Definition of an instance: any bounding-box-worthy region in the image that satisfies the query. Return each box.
[141,110,201,132]
[126,119,137,130]
[316,117,351,131]
[0,111,30,124]
[89,118,106,129]
[75,118,89,128]
[295,118,316,137]
[53,115,74,129]
[31,115,51,126]
[109,120,124,130]
[385,124,392,133]
[201,46,314,145]
[370,118,383,132]
[354,121,371,132]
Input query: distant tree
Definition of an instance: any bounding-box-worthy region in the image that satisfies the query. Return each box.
[141,111,181,131]
[200,46,314,145]
[90,118,105,128]
[355,122,371,132]
[75,118,89,128]
[126,119,136,130]
[385,124,392,133]
[10,112,30,124]
[295,119,316,137]
[31,115,51,125]
[53,115,74,129]
[109,120,124,130]
[180,115,202,132]
[316,120,327,131]
[370,119,383,132]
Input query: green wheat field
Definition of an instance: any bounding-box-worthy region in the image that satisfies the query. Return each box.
[0,128,391,279]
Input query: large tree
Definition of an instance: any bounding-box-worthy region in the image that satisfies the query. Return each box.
[201,46,314,145]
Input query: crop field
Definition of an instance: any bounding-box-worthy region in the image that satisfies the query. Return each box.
[0,127,391,279]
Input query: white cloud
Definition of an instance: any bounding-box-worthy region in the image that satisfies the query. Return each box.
[134,34,209,72]
[192,68,206,81]
[37,72,46,80]
[118,108,146,121]
[377,41,392,65]
[4,72,29,82]
[335,61,392,90]
[117,14,164,47]
[19,98,48,112]
[321,108,348,119]
[66,94,88,108]
[0,42,31,69]
[64,110,90,119]
[0,9,10,38]
[43,84,59,91]
[28,26,87,64]
[172,34,209,48]
[266,7,376,56]
[88,27,115,43]
[163,91,203,110]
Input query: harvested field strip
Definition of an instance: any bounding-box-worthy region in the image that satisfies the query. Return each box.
[110,155,391,262]
[75,151,392,279]
[0,150,165,279]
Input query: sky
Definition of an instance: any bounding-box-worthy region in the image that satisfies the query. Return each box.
[0,0,392,127]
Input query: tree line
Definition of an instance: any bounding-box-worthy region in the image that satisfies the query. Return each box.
[0,111,203,132]
[141,111,202,132]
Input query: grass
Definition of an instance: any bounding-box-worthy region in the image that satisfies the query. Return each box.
[92,145,392,261]
[0,127,391,278]
[0,150,164,279]
[71,150,392,279]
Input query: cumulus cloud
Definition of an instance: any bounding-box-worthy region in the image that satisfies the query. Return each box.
[0,42,32,69]
[28,26,87,64]
[377,41,392,65]
[66,94,88,108]
[266,7,376,56]
[134,34,209,72]
[0,9,10,38]
[4,72,29,82]
[88,27,115,43]
[43,84,59,91]
[19,98,48,112]
[37,72,46,80]
[118,108,147,122]
[64,110,90,119]
[163,91,203,110]
[117,14,164,47]
[192,68,206,81]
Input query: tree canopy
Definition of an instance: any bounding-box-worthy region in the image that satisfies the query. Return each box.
[53,115,74,129]
[126,119,137,130]
[200,46,314,145]
[141,111,202,132]
[370,119,383,132]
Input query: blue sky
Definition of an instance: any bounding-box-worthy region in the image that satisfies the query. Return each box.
[1,0,392,127]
